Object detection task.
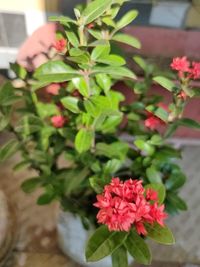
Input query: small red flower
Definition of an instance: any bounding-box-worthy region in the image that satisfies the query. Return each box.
[94,178,168,235]
[190,62,200,80]
[53,38,67,52]
[87,23,95,29]
[46,83,61,95]
[177,91,187,101]
[145,103,168,131]
[71,89,81,97]
[51,115,66,128]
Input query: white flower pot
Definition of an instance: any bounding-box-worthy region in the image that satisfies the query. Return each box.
[57,211,133,267]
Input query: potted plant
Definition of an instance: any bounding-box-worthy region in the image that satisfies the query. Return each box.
[0,0,200,266]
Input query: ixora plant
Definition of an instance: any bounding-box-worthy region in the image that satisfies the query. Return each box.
[0,0,200,266]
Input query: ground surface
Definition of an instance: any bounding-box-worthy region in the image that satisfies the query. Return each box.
[0,142,200,267]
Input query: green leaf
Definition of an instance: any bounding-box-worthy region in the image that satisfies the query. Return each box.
[85,225,127,262]
[89,176,104,193]
[95,74,111,94]
[0,114,9,131]
[177,118,200,129]
[102,17,116,28]
[21,177,41,193]
[91,45,110,61]
[149,134,163,146]
[92,66,136,79]
[116,10,138,29]
[104,159,122,175]
[155,146,181,160]
[0,81,20,106]
[96,142,128,160]
[33,61,81,83]
[61,96,80,113]
[72,77,90,97]
[165,171,186,191]
[145,183,166,204]
[134,140,155,156]
[167,192,187,211]
[37,103,58,118]
[97,55,126,66]
[13,160,30,171]
[82,0,112,25]
[15,115,43,134]
[65,29,79,47]
[146,166,162,184]
[112,33,141,49]
[65,168,89,195]
[112,246,128,267]
[88,29,102,39]
[100,115,122,133]
[75,128,94,153]
[40,126,55,151]
[0,139,19,162]
[125,230,151,265]
[153,76,175,92]
[10,62,27,79]
[146,223,175,245]
[37,193,55,205]
[133,56,146,71]
[49,15,76,24]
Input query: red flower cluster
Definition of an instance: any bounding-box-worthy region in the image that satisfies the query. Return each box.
[53,38,67,52]
[51,115,66,128]
[170,56,200,80]
[94,178,167,235]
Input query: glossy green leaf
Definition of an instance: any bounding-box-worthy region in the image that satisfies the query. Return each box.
[104,159,122,175]
[165,171,186,191]
[10,62,27,79]
[167,192,187,211]
[0,139,19,162]
[37,103,58,119]
[95,74,111,94]
[153,76,175,92]
[146,223,175,245]
[89,176,105,194]
[86,225,127,262]
[112,33,141,49]
[125,230,151,265]
[0,81,20,106]
[75,128,94,153]
[146,166,162,184]
[91,45,110,61]
[65,168,89,195]
[112,246,128,267]
[134,140,155,156]
[145,183,166,204]
[96,55,126,66]
[88,29,102,39]
[61,96,80,113]
[65,29,79,47]
[177,118,200,129]
[34,61,81,83]
[116,10,138,29]
[21,177,41,193]
[72,77,90,97]
[92,66,136,79]
[133,56,146,71]
[82,0,112,24]
[49,15,76,24]
[96,141,128,160]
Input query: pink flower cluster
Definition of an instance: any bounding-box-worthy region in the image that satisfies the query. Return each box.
[171,56,200,79]
[94,178,167,235]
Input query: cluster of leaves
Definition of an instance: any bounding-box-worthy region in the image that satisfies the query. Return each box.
[0,0,200,266]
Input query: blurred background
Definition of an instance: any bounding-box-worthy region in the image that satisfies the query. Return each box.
[0,1,200,267]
